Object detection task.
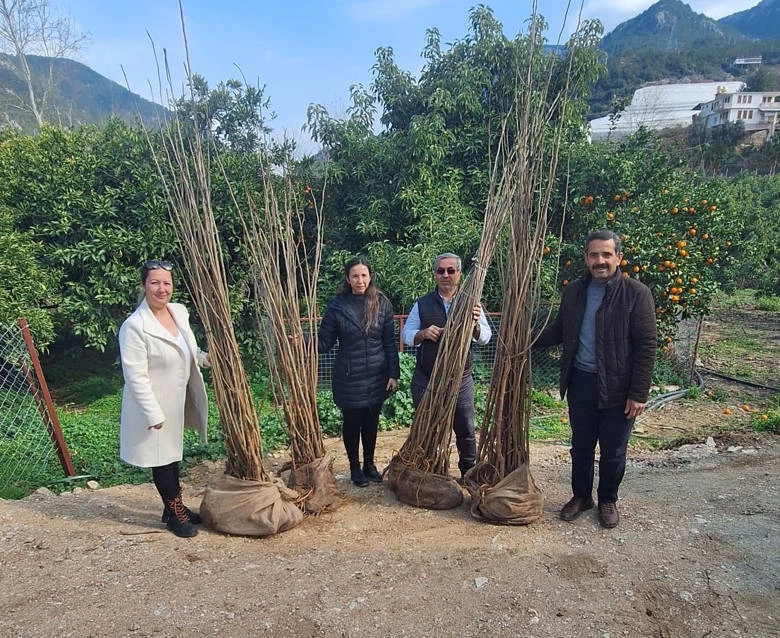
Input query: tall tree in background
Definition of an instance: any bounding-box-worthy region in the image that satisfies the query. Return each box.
[0,0,87,128]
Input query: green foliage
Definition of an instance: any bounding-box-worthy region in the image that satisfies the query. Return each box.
[756,296,780,312]
[0,121,176,351]
[0,209,57,346]
[308,6,605,311]
[380,353,416,429]
[561,130,748,342]
[751,396,780,434]
[316,390,343,438]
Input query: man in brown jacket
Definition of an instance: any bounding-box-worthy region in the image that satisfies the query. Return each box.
[536,230,657,528]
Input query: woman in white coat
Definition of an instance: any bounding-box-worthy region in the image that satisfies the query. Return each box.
[119,260,210,537]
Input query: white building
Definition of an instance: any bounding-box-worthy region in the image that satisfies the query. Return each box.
[696,90,780,142]
[588,81,744,141]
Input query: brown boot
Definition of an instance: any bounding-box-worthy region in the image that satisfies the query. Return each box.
[598,501,619,528]
[559,496,594,522]
[166,495,198,537]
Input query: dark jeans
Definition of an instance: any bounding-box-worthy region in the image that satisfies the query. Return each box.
[341,404,382,466]
[411,374,477,476]
[152,461,180,506]
[566,368,634,503]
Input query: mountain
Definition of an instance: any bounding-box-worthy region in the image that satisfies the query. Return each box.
[0,54,168,133]
[602,0,750,54]
[719,0,780,41]
[588,0,780,118]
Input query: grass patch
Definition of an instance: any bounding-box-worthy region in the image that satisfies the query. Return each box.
[755,295,780,312]
[751,395,780,434]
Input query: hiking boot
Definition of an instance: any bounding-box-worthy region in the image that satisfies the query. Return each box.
[161,489,201,525]
[362,462,383,483]
[350,466,369,487]
[166,495,198,538]
[559,496,595,522]
[598,501,619,528]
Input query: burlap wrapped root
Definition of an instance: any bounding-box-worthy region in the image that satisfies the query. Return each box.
[465,462,543,525]
[386,456,463,510]
[287,454,345,514]
[200,474,304,536]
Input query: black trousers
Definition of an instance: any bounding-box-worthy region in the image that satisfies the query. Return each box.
[341,404,382,466]
[411,374,477,476]
[566,368,634,503]
[152,461,180,506]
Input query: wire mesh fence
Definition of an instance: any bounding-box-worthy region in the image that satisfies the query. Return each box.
[317,313,562,390]
[316,311,695,393]
[0,320,73,497]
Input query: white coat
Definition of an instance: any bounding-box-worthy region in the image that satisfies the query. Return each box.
[118,298,209,468]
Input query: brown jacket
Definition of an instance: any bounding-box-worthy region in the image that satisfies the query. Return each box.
[535,271,657,409]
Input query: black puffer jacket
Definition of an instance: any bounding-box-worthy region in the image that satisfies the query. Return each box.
[318,293,400,410]
[536,271,657,409]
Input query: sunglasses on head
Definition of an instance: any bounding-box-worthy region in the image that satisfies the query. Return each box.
[143,260,173,271]
[435,267,458,275]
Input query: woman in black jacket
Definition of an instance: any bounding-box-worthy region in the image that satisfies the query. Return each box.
[318,257,400,487]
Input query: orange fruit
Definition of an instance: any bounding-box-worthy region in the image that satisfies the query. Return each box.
[709,205,717,212]
[614,194,621,202]
[689,288,696,294]
[691,277,699,284]
[702,233,709,240]
[606,212,615,220]
[632,266,640,273]
[742,404,750,412]
[543,246,551,254]
[688,228,697,236]
[723,408,731,415]
[620,259,627,266]
[565,260,571,267]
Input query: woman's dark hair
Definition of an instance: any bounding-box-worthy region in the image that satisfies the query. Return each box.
[337,257,383,334]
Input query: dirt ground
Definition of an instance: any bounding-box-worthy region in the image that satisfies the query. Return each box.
[1,393,778,638]
[2,299,778,638]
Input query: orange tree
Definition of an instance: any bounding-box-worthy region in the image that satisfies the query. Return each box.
[557,132,739,345]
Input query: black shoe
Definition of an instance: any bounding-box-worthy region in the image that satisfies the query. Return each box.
[350,466,369,487]
[162,504,202,525]
[363,463,383,483]
[162,488,202,525]
[559,496,595,522]
[166,496,198,537]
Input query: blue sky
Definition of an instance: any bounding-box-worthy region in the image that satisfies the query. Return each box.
[64,0,760,152]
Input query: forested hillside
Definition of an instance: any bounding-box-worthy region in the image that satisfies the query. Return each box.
[0,53,167,133]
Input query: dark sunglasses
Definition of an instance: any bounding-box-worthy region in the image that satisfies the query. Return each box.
[435,267,458,275]
[143,260,174,271]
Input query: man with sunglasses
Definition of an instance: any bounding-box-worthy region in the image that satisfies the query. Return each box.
[402,253,492,479]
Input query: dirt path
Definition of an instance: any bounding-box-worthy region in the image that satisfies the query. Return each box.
[1,426,777,638]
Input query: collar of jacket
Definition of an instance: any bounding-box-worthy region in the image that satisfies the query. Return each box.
[581,270,622,294]
[137,297,185,345]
